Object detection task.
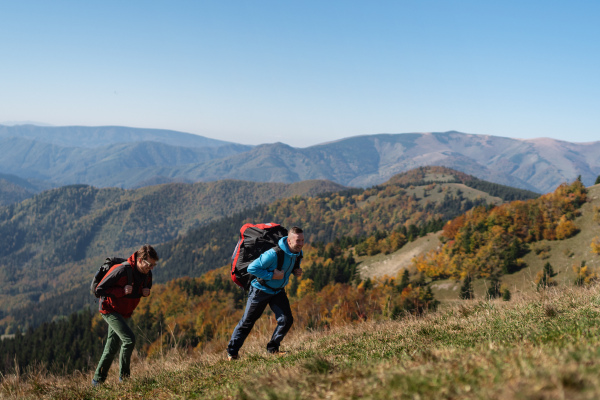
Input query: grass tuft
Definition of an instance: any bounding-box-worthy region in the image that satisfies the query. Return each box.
[544,303,558,317]
[301,356,334,374]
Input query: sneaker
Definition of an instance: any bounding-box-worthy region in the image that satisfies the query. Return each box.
[268,350,287,356]
[91,379,102,387]
[227,353,239,361]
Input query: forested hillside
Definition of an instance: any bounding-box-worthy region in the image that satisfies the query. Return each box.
[0,179,345,316]
[0,173,56,206]
[0,178,33,206]
[155,166,537,282]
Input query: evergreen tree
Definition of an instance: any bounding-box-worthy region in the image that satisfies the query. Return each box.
[486,274,502,299]
[288,275,299,296]
[503,238,526,274]
[459,275,474,300]
[537,262,557,290]
[596,175,600,185]
[502,288,511,301]
[398,269,410,292]
[543,261,556,277]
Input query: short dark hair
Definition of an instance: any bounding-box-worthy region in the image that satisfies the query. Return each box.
[289,226,303,234]
[136,244,159,261]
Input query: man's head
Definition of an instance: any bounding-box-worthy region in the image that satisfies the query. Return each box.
[287,226,304,253]
[136,244,159,274]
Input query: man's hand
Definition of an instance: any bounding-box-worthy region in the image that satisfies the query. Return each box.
[272,270,284,280]
[293,268,303,277]
[142,288,151,297]
[124,285,133,295]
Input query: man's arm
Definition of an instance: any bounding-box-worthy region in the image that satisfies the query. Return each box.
[247,249,279,280]
[292,253,303,277]
[143,272,152,296]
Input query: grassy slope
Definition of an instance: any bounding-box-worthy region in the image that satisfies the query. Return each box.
[362,183,600,303]
[4,285,600,399]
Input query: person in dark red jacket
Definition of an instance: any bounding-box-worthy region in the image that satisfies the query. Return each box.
[92,244,158,385]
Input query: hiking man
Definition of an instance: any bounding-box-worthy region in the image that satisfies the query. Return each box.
[227,227,304,359]
[92,244,158,385]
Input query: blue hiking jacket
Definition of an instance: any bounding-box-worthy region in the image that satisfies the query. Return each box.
[248,236,302,294]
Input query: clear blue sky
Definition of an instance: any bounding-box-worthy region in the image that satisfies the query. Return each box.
[1,1,598,147]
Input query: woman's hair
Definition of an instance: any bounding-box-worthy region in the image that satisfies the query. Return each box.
[136,244,159,261]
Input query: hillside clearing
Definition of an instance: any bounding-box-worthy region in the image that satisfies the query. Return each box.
[358,231,442,280]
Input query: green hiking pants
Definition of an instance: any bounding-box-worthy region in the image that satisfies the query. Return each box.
[93,313,135,382]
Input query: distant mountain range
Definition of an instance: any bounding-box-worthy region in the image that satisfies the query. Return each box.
[1,125,598,197]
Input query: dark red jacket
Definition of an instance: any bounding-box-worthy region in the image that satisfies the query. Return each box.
[95,253,152,318]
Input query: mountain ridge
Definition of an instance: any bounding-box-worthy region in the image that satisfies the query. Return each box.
[1,126,598,197]
[0,124,246,148]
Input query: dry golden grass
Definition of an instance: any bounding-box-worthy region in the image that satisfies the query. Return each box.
[4,284,600,399]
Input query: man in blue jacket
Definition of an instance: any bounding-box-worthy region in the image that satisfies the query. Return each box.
[227,227,304,359]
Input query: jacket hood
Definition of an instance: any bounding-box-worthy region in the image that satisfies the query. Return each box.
[127,252,137,268]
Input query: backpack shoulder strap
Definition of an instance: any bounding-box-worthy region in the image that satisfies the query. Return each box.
[256,246,286,292]
[122,261,133,286]
[274,246,284,270]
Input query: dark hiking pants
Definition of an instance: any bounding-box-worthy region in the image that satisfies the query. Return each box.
[227,285,293,356]
[93,313,135,382]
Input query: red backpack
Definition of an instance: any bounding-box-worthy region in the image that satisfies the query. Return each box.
[230,223,289,290]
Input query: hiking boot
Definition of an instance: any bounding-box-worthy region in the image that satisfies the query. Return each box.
[227,353,239,361]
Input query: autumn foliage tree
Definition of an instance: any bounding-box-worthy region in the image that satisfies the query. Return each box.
[592,237,600,256]
[414,181,586,282]
[573,261,598,286]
